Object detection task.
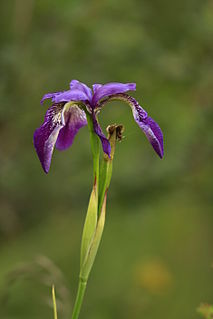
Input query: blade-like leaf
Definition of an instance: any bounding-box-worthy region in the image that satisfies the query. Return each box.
[52,285,58,319]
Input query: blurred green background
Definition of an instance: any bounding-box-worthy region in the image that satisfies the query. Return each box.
[0,0,213,318]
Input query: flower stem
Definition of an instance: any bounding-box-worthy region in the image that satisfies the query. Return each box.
[71,279,87,319]
[86,112,100,186]
[98,125,121,214]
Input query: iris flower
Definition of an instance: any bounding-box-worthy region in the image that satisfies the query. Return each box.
[34,80,163,173]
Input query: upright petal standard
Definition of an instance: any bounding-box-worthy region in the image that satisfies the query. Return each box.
[34,80,163,173]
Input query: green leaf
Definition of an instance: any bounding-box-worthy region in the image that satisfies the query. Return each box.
[52,285,58,319]
[86,112,100,184]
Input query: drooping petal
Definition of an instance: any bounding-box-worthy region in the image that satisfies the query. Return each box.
[137,116,164,158]
[129,97,163,158]
[99,93,164,158]
[70,80,93,102]
[56,104,87,150]
[34,103,65,173]
[92,82,136,106]
[92,112,111,157]
[41,89,89,105]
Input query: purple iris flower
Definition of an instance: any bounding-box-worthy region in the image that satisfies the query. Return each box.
[34,80,164,173]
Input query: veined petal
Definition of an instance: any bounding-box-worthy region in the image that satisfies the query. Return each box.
[127,96,163,158]
[92,83,102,94]
[34,103,65,173]
[137,116,164,158]
[54,89,89,103]
[92,112,111,157]
[40,89,89,105]
[92,82,136,106]
[56,104,87,150]
[100,93,164,158]
[70,80,93,102]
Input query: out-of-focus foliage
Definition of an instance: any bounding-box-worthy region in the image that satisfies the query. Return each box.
[0,0,213,318]
[198,303,213,319]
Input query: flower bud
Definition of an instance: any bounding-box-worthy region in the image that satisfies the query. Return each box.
[80,193,107,282]
[80,181,98,268]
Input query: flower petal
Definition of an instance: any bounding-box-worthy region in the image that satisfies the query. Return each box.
[34,103,65,173]
[54,89,89,103]
[41,89,89,105]
[136,116,164,158]
[92,82,136,106]
[126,97,164,158]
[56,104,87,150]
[92,112,111,157]
[99,93,164,158]
[92,83,102,94]
[70,80,93,102]
[40,92,63,105]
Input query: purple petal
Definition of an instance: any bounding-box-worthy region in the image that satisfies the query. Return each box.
[137,116,164,158]
[56,105,87,150]
[40,92,63,105]
[41,89,89,105]
[92,82,136,106]
[130,98,164,158]
[92,112,111,157]
[34,103,65,173]
[70,80,93,102]
[92,83,102,94]
[99,93,164,158]
[54,89,89,103]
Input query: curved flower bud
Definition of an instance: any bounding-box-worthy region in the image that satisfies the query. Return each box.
[99,93,164,158]
[91,82,136,106]
[34,103,87,173]
[80,192,107,282]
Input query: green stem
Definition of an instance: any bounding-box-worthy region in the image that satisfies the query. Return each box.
[98,125,119,214]
[71,279,87,319]
[98,157,112,214]
[86,112,100,187]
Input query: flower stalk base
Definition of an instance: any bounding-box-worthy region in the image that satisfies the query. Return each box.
[71,280,87,319]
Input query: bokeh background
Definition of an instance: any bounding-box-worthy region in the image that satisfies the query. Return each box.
[0,0,213,318]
